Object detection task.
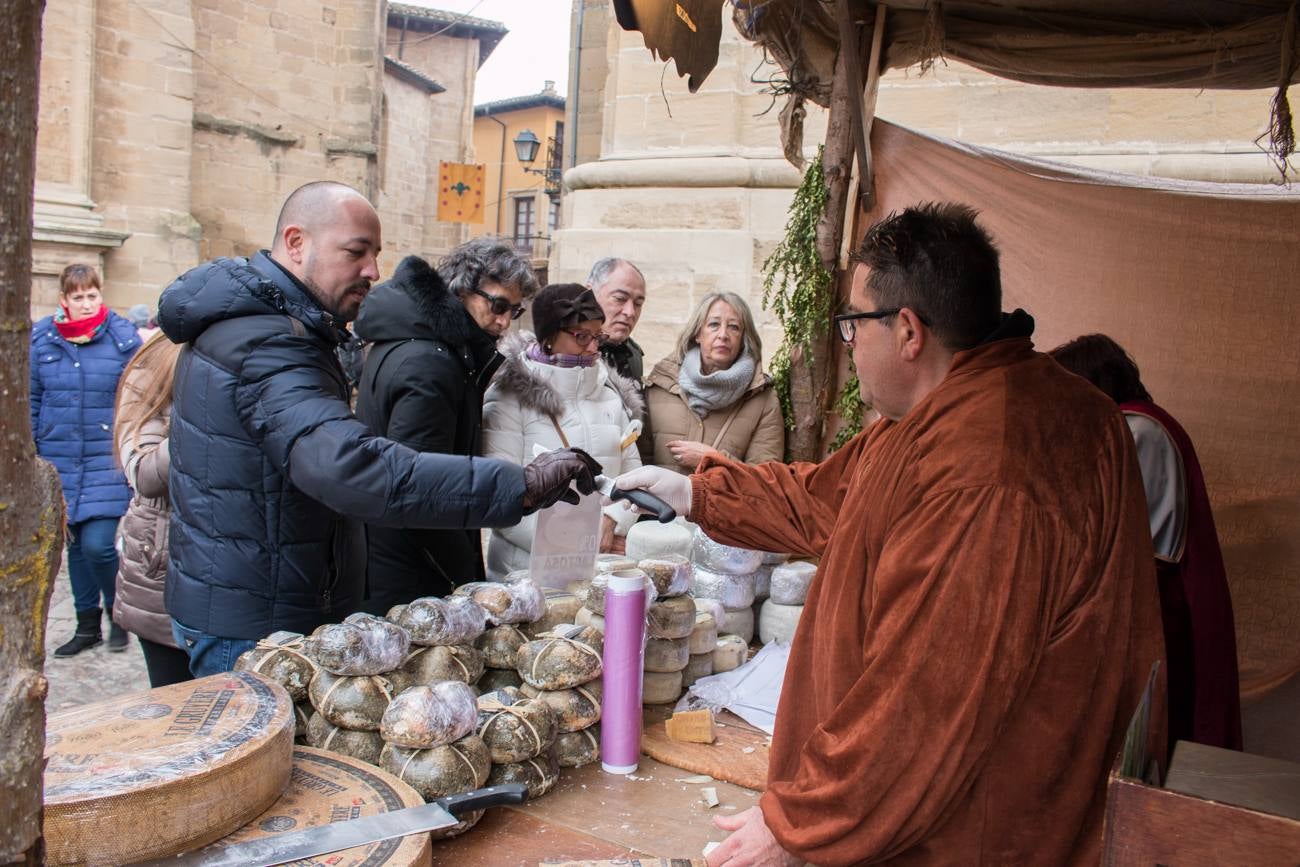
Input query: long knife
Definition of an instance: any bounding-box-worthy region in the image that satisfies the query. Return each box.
[131,782,528,867]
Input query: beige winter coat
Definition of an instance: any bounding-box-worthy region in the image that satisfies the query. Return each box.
[113,410,174,646]
[642,356,785,473]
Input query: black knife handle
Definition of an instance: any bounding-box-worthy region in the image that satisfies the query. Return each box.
[611,486,676,523]
[437,782,530,815]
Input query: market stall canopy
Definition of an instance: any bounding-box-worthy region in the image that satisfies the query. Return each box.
[614,0,1298,162]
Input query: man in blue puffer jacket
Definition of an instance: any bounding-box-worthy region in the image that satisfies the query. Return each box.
[158,181,601,677]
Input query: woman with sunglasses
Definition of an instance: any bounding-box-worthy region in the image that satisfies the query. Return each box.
[481,283,644,578]
[641,291,784,474]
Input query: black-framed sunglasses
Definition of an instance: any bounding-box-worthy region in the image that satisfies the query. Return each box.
[472,286,526,320]
[833,307,929,343]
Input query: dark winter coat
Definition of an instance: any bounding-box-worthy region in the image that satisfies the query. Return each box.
[30,311,141,524]
[354,255,503,610]
[157,250,526,640]
[600,335,644,385]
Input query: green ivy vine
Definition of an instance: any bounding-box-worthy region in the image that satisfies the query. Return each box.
[761,145,865,451]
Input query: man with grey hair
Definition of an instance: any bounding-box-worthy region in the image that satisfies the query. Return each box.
[354,236,539,607]
[587,257,647,383]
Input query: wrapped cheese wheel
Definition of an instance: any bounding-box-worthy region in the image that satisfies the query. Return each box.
[637,555,693,597]
[575,606,605,633]
[453,578,546,625]
[380,734,491,801]
[693,596,726,626]
[380,681,478,749]
[770,560,818,605]
[681,652,714,688]
[693,566,757,610]
[754,564,774,599]
[688,611,718,654]
[476,694,558,763]
[718,606,755,643]
[519,680,602,733]
[476,624,530,669]
[478,667,523,693]
[713,635,748,673]
[309,670,394,731]
[759,599,804,645]
[625,521,692,561]
[234,631,316,702]
[487,754,559,800]
[594,554,637,574]
[306,711,385,765]
[642,670,683,705]
[516,628,604,690]
[644,636,690,673]
[396,596,488,646]
[583,569,656,616]
[385,603,408,623]
[388,644,485,692]
[525,588,583,638]
[691,528,763,575]
[761,550,791,565]
[309,614,410,676]
[647,594,695,640]
[550,724,600,768]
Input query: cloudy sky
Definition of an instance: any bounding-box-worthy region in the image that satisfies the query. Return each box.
[410,0,574,105]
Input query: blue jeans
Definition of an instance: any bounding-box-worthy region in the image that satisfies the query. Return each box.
[171,618,257,679]
[67,517,120,614]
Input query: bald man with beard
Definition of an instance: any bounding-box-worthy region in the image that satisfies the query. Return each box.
[157,181,601,678]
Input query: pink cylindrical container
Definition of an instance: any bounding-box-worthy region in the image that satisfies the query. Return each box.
[600,569,647,774]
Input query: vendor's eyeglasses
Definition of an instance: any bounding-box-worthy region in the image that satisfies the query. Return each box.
[471,286,526,320]
[563,329,600,347]
[834,307,929,343]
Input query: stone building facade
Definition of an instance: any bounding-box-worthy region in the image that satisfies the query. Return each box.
[556,3,1287,371]
[32,1,504,317]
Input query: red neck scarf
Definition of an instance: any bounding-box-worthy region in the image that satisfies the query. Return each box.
[55,303,109,344]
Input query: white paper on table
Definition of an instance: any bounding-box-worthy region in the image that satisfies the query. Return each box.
[676,641,790,734]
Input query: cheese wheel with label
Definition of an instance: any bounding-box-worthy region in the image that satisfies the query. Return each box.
[642,669,683,705]
[770,560,818,605]
[626,520,692,561]
[644,636,690,673]
[44,672,294,866]
[688,611,718,654]
[199,746,431,867]
[759,599,805,645]
[681,652,715,688]
[306,710,386,765]
[692,566,757,610]
[647,594,696,640]
[718,605,755,644]
[713,635,749,673]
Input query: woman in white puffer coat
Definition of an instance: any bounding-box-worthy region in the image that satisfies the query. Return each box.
[481,284,643,578]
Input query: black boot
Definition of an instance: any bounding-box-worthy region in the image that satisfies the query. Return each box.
[54,607,103,657]
[107,615,129,653]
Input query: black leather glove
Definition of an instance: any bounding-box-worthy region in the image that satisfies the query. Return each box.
[522,448,603,515]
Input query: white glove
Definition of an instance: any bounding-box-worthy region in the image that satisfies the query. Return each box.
[613,466,693,518]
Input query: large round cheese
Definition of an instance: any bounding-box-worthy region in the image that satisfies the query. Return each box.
[44,672,294,866]
[692,566,757,610]
[644,636,690,673]
[691,528,763,574]
[626,521,692,561]
[199,746,431,866]
[647,594,696,640]
[712,635,749,673]
[759,599,805,645]
[688,611,718,654]
[524,588,583,638]
[681,652,714,688]
[770,560,818,605]
[642,669,684,705]
[718,605,755,644]
[753,564,774,599]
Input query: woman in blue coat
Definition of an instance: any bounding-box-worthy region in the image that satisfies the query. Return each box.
[31,264,141,656]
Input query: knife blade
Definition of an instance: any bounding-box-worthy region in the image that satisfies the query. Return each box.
[130,782,528,867]
[594,474,676,523]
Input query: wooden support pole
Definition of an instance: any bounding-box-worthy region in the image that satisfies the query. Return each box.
[860,6,887,211]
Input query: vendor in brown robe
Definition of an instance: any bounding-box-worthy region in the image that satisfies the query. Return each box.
[615,204,1166,866]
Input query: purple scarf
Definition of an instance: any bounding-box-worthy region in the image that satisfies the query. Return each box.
[527,341,597,369]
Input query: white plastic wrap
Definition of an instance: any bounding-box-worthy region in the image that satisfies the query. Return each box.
[380,681,477,749]
[625,521,693,561]
[475,624,530,669]
[770,560,818,605]
[759,599,804,645]
[690,527,763,575]
[233,631,316,702]
[593,554,637,574]
[753,564,774,600]
[583,569,654,616]
[637,555,693,597]
[760,550,791,565]
[718,605,755,643]
[692,596,726,627]
[455,578,546,625]
[692,565,757,610]
[397,596,489,646]
[310,614,411,676]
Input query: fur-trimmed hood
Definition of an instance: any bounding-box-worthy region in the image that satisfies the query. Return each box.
[492,331,645,421]
[354,255,476,347]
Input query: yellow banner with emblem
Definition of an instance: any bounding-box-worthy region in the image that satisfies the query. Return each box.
[437,162,485,223]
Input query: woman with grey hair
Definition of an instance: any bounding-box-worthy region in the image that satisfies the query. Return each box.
[642,291,784,473]
[353,237,538,609]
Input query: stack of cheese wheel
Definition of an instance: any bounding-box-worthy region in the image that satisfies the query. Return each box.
[44,672,294,865]
[690,528,762,644]
[759,559,817,645]
[515,624,604,769]
[751,550,788,625]
[234,630,319,743]
[199,746,432,866]
[475,685,560,799]
[638,558,696,705]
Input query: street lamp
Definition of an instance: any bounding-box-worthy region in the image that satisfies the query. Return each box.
[513,128,562,198]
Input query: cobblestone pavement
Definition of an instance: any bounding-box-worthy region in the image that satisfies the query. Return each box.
[42,554,151,713]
